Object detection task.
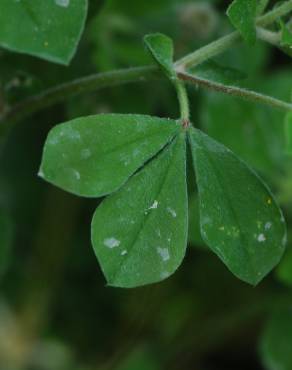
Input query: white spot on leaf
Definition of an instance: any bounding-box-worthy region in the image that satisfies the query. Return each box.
[121,250,127,256]
[55,0,70,7]
[161,271,170,279]
[149,200,158,210]
[265,222,272,230]
[167,207,177,218]
[73,170,80,180]
[104,238,120,249]
[157,247,170,262]
[257,234,266,242]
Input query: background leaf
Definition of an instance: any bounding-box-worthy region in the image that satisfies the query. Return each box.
[260,309,292,370]
[40,114,180,197]
[276,246,292,286]
[0,0,88,64]
[227,0,257,44]
[280,20,292,47]
[189,127,286,285]
[190,60,246,85]
[285,111,292,155]
[91,134,187,288]
[199,70,292,176]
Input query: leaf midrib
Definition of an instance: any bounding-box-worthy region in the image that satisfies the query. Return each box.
[111,135,184,285]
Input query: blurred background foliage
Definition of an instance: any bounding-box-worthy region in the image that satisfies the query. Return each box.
[0,0,292,369]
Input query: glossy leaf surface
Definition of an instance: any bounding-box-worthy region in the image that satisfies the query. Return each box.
[0,0,88,64]
[40,114,180,197]
[91,134,187,288]
[189,127,286,285]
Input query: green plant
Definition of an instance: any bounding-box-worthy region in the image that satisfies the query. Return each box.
[1,1,292,368]
[1,0,292,288]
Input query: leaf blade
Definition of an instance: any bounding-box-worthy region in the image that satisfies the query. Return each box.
[0,0,88,65]
[189,127,286,285]
[285,111,292,155]
[227,0,257,45]
[144,33,176,79]
[40,114,180,198]
[260,309,292,370]
[91,134,188,288]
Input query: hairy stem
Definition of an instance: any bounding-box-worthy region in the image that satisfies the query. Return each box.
[257,27,281,46]
[175,32,240,71]
[175,81,190,122]
[257,0,270,16]
[258,0,292,27]
[175,0,292,70]
[0,66,157,130]
[178,71,292,112]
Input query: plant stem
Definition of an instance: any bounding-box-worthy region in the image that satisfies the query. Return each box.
[257,0,270,16]
[0,66,157,130]
[178,71,292,112]
[257,27,281,46]
[258,0,292,27]
[175,81,190,121]
[175,32,240,71]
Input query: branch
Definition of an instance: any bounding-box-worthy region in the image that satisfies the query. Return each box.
[0,66,157,131]
[175,0,292,70]
[257,27,281,47]
[178,71,292,112]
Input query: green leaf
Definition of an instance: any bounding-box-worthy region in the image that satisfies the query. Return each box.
[188,195,207,250]
[280,20,292,47]
[188,127,286,285]
[190,60,246,85]
[40,114,180,198]
[257,0,270,16]
[144,33,176,79]
[0,210,12,278]
[91,134,187,288]
[227,0,257,45]
[285,112,292,154]
[0,0,88,65]
[276,246,292,286]
[199,88,286,175]
[260,309,292,370]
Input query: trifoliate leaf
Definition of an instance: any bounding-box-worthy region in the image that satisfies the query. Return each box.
[91,134,187,288]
